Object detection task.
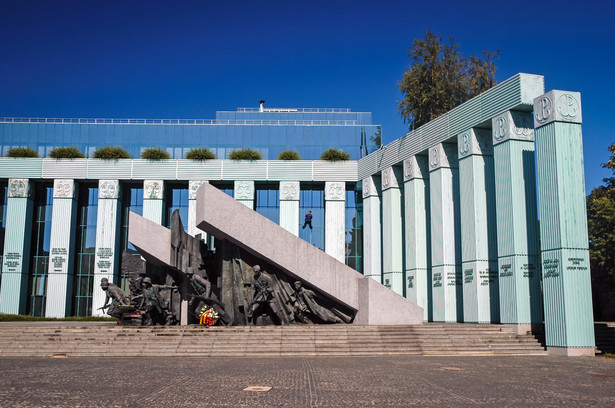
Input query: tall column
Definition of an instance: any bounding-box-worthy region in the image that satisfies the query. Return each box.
[458,129,499,323]
[143,180,165,225]
[234,181,254,209]
[45,180,78,318]
[534,90,594,356]
[362,176,381,282]
[381,167,403,295]
[404,156,430,321]
[325,182,345,263]
[0,179,34,314]
[429,143,461,322]
[279,182,300,236]
[188,181,208,238]
[91,180,122,316]
[492,110,542,331]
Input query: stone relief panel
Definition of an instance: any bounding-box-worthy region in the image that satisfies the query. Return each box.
[533,90,582,128]
[53,179,76,199]
[144,180,164,200]
[381,167,400,190]
[492,111,534,145]
[280,182,299,201]
[189,180,208,200]
[428,144,458,171]
[403,156,428,181]
[325,182,345,201]
[98,180,120,199]
[8,179,31,198]
[457,129,493,159]
[234,181,254,200]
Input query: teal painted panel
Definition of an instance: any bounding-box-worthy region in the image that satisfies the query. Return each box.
[498,255,542,324]
[542,248,594,347]
[462,260,494,323]
[405,268,429,321]
[404,178,430,271]
[382,272,403,297]
[382,187,403,276]
[0,158,43,179]
[432,265,460,322]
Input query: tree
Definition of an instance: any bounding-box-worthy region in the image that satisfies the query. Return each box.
[398,31,499,130]
[588,142,615,320]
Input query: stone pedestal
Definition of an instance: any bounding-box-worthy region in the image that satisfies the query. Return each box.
[325,182,345,263]
[429,143,461,322]
[279,182,300,236]
[403,156,430,321]
[492,111,542,326]
[45,180,78,318]
[0,179,34,314]
[534,90,595,356]
[381,167,403,296]
[458,129,499,323]
[362,176,381,283]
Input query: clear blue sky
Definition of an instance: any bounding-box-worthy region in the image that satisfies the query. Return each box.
[1,0,613,193]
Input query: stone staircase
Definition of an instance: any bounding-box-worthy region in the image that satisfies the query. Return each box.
[0,323,547,357]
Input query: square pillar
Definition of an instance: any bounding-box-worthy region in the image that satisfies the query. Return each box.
[429,143,462,322]
[362,176,381,282]
[404,156,431,321]
[143,180,165,225]
[45,179,78,318]
[280,182,300,236]
[234,181,254,209]
[325,182,345,263]
[0,179,34,314]
[458,129,499,323]
[381,167,404,296]
[534,90,594,356]
[91,180,122,316]
[492,110,542,329]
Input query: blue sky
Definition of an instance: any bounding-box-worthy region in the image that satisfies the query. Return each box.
[1,0,613,193]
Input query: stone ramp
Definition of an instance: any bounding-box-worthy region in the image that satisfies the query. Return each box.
[0,323,547,357]
[193,182,423,325]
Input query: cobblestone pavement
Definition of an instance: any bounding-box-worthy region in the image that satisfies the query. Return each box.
[0,355,614,407]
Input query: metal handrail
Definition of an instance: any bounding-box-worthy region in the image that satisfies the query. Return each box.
[0,117,367,126]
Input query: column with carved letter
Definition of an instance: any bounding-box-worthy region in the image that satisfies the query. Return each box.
[45,179,79,317]
[362,176,381,282]
[458,130,499,323]
[534,91,595,355]
[91,180,122,316]
[142,180,165,224]
[324,182,345,263]
[491,111,542,331]
[0,179,34,314]
[381,167,404,296]
[188,180,208,238]
[234,181,254,209]
[404,156,430,320]
[429,143,462,322]
[279,182,300,236]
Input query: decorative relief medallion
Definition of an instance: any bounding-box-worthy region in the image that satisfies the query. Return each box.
[403,159,413,180]
[534,96,553,126]
[458,131,471,158]
[382,168,391,189]
[234,181,254,200]
[53,179,75,199]
[144,180,163,199]
[280,182,299,201]
[429,146,440,170]
[325,182,344,201]
[8,179,30,198]
[493,111,534,144]
[493,116,508,142]
[189,180,207,200]
[98,180,119,199]
[533,90,582,127]
[556,93,579,120]
[362,178,371,198]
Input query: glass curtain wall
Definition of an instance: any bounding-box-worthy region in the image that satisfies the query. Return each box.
[27,184,53,316]
[0,184,7,286]
[72,186,98,316]
[166,184,189,231]
[256,184,279,224]
[299,185,325,250]
[345,183,363,273]
[119,185,143,292]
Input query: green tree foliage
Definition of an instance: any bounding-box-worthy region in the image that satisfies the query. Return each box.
[320,148,350,161]
[185,148,216,161]
[141,148,170,160]
[48,146,85,159]
[277,150,301,160]
[229,148,262,161]
[588,142,615,320]
[6,146,39,158]
[398,30,499,130]
[92,146,131,159]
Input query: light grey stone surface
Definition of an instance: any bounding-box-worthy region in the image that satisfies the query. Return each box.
[128,212,171,268]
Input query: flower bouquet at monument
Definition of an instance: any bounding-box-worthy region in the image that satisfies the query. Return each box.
[199,305,219,326]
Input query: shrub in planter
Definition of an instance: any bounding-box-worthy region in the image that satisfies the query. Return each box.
[277,150,301,160]
[185,148,216,161]
[229,148,262,161]
[141,148,171,160]
[6,147,39,158]
[48,146,85,159]
[320,148,350,161]
[93,146,131,159]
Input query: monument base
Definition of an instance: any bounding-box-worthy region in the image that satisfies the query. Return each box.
[548,346,595,357]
